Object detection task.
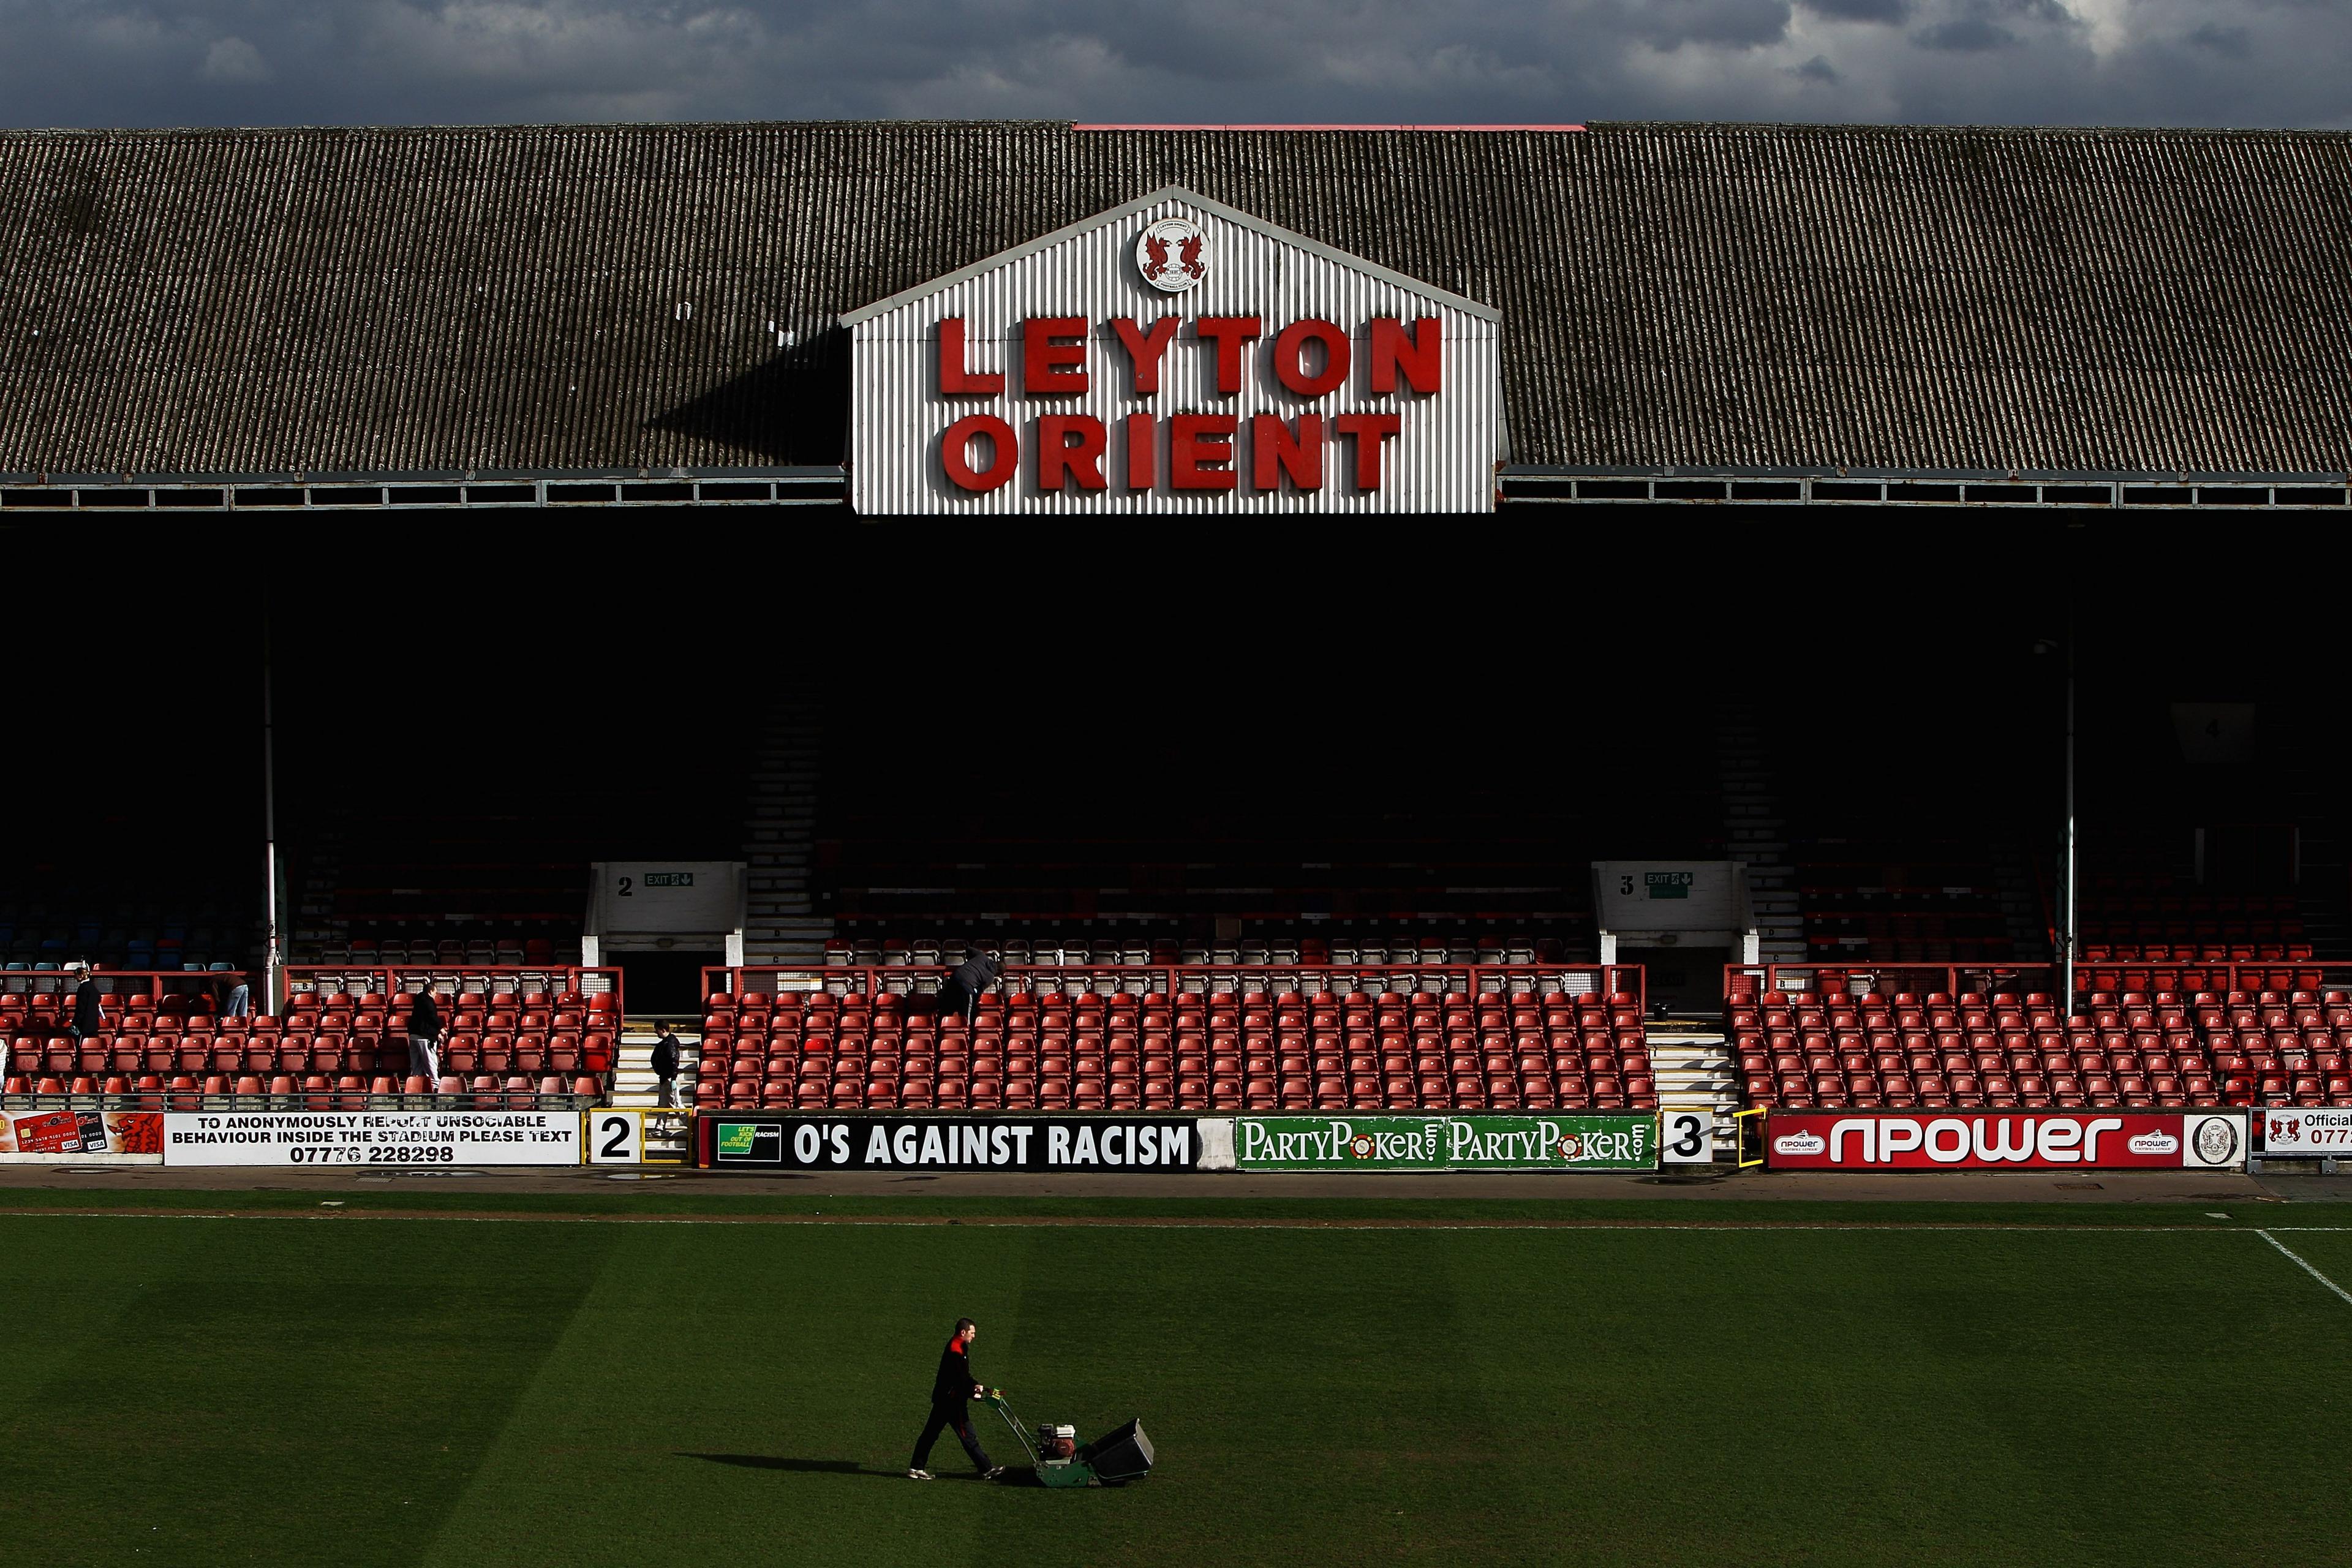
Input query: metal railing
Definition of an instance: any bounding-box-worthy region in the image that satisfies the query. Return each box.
[706,962,1645,1009]
[1724,962,2064,1003]
[282,964,622,1010]
[1,968,250,1002]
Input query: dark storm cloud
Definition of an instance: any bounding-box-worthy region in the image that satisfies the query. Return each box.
[1797,0,1909,25]
[0,0,2347,129]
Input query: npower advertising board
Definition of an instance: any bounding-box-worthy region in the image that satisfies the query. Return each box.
[1765,1110,2245,1170]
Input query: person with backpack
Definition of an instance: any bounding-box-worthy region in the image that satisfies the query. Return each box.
[650,1023,682,1107]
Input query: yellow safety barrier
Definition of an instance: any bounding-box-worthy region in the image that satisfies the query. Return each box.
[1734,1107,1768,1169]
[581,1107,695,1166]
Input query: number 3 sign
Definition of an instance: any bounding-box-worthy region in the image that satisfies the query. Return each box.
[1659,1109,1715,1164]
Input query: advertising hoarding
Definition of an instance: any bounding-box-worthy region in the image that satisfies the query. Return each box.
[1234,1114,1656,1172]
[699,1115,1203,1172]
[2257,1109,2352,1156]
[1765,1110,2245,1170]
[164,1110,582,1167]
[0,1109,164,1164]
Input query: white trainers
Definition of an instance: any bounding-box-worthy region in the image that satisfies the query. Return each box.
[981,1466,1006,1481]
[907,1468,933,1480]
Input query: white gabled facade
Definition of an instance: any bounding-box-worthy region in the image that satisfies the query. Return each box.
[845,186,1504,516]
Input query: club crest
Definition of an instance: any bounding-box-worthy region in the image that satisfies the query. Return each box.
[1136,216,1207,293]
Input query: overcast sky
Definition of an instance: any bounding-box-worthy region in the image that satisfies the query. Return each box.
[0,0,2345,130]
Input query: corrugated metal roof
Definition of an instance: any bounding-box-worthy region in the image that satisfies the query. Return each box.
[2,120,2348,478]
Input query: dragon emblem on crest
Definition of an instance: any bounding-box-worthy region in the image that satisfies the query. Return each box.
[1136,216,1207,293]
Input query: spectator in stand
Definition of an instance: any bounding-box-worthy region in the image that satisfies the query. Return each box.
[938,949,1003,1028]
[650,1022,682,1108]
[405,986,443,1085]
[66,965,104,1046]
[224,976,251,1017]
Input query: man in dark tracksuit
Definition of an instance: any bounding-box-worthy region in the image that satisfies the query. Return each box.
[937,951,1003,1027]
[908,1317,1002,1480]
[67,969,104,1046]
[649,1024,682,1108]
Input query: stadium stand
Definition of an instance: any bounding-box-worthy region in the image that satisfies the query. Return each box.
[821,934,1578,967]
[1726,963,2352,1111]
[1793,839,2017,965]
[0,968,615,1110]
[694,965,1653,1114]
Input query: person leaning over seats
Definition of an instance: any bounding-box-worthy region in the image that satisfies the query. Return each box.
[908,1317,1003,1482]
[937,949,1003,1028]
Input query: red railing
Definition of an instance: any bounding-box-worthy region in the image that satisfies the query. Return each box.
[2071,960,2345,998]
[706,962,1643,1009]
[1727,960,2352,1012]
[1725,963,2064,1004]
[283,963,622,1012]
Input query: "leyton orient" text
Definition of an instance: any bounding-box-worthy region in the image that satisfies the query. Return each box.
[932,314,1442,495]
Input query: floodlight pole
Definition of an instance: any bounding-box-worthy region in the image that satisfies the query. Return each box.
[2063,600,2077,1016]
[263,594,281,1018]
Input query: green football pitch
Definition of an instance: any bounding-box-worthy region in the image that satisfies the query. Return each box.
[5,1196,2351,1567]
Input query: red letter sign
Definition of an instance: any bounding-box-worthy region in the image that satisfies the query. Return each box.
[937,318,1004,396]
[1125,413,1157,491]
[941,415,1018,492]
[1334,413,1401,490]
[1273,320,1349,398]
[1368,317,1442,394]
[1170,413,1238,490]
[1194,317,1261,396]
[1251,413,1323,492]
[1112,317,1181,394]
[1023,317,1089,394]
[1036,415,1107,492]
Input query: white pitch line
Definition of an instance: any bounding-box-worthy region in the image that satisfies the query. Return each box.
[0,1210,2321,1234]
[2255,1229,2352,1310]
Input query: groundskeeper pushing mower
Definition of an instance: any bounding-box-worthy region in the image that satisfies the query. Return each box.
[908,1317,1003,1481]
[906,1314,1158,1487]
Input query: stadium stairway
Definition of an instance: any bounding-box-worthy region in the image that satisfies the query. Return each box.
[606,1022,696,1159]
[2293,767,2351,959]
[744,691,831,965]
[1646,1022,1740,1156]
[1991,837,2052,960]
[608,1022,692,1106]
[1718,709,1804,963]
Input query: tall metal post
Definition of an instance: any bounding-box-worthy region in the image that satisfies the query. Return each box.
[2063,600,2077,1014]
[262,594,281,1017]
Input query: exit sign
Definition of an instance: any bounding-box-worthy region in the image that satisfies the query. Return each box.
[1646,872,1693,899]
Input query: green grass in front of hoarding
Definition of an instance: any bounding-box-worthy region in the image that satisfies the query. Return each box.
[1,1213,2348,1566]
[2,1180,2350,1229]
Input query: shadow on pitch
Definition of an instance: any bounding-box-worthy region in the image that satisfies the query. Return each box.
[679,1453,929,1480]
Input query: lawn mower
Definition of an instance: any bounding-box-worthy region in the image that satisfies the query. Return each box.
[982,1390,1154,1487]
